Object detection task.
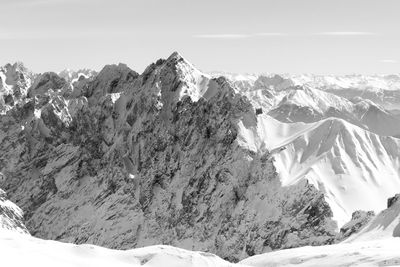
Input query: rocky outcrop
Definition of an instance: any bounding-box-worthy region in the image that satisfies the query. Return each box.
[0,53,337,262]
[388,194,400,208]
[28,72,67,98]
[0,187,29,234]
[338,210,375,240]
[0,62,35,114]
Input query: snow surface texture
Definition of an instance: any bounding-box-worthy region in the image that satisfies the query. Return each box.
[0,230,239,267]
[241,238,400,267]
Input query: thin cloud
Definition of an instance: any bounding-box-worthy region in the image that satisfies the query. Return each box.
[254,32,288,36]
[193,33,288,39]
[193,34,249,39]
[380,59,398,63]
[316,31,376,36]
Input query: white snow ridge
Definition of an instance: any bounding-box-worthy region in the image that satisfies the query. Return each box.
[1,53,400,266]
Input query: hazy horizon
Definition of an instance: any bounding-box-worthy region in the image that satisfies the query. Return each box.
[1,0,400,75]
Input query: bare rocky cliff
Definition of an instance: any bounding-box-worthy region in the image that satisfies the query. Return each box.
[0,53,337,261]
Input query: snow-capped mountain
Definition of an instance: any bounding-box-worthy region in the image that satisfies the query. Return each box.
[221,73,400,111]
[267,86,400,137]
[290,74,400,111]
[1,53,400,265]
[290,74,400,91]
[0,53,339,262]
[58,68,97,84]
[241,114,400,227]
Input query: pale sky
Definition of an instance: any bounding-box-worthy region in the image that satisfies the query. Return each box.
[1,0,400,74]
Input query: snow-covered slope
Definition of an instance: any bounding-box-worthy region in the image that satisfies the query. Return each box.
[238,114,400,226]
[241,194,400,267]
[0,230,240,267]
[241,238,400,267]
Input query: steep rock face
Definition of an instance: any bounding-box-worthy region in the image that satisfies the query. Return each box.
[0,188,29,234]
[0,53,336,262]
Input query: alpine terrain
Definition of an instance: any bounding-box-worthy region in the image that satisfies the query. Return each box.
[1,52,400,266]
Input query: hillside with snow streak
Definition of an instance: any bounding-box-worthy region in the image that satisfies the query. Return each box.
[237,114,400,226]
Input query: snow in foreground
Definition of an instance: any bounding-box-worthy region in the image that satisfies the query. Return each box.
[0,230,237,267]
[242,197,400,266]
[241,238,400,266]
[3,228,400,267]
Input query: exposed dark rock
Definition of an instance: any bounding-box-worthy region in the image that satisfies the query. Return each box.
[388,194,400,208]
[338,210,375,240]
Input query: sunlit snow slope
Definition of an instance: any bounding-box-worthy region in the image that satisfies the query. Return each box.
[0,230,239,267]
[241,238,400,267]
[238,114,400,226]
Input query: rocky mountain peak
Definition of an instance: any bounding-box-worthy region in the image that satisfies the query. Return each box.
[28,72,67,98]
[0,52,340,262]
[83,63,139,105]
[0,62,35,113]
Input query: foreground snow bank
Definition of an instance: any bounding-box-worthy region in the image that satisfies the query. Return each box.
[241,238,400,267]
[0,230,238,267]
[2,228,400,267]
